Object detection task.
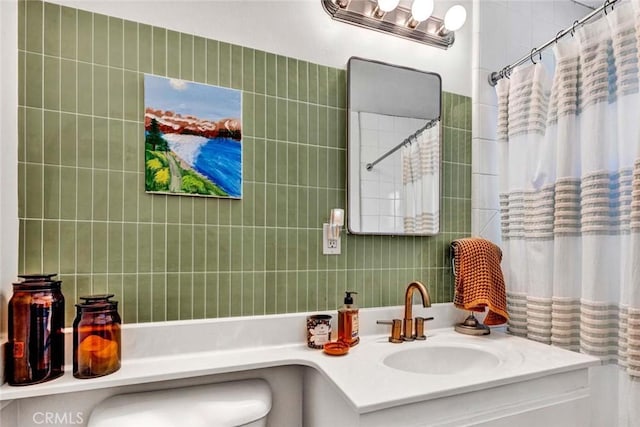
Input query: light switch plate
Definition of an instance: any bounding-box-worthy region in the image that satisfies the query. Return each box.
[322,223,341,255]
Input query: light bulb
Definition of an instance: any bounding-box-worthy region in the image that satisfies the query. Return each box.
[444,5,467,32]
[377,0,400,13]
[411,0,434,22]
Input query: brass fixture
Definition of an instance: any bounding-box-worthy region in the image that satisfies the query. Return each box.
[376,319,403,343]
[414,316,434,340]
[402,281,431,341]
[454,313,490,336]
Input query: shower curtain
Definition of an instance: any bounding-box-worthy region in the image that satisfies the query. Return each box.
[401,124,440,234]
[496,1,640,424]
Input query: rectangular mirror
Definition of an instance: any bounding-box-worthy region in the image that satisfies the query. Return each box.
[347,57,442,235]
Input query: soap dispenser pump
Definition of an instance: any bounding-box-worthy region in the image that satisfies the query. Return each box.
[338,291,359,346]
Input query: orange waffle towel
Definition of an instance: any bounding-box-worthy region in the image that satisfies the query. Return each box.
[452,238,509,326]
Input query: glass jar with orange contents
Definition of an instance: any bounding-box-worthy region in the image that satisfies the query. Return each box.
[72,294,121,379]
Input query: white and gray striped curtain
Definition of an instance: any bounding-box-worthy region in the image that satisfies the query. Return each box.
[402,123,440,234]
[497,1,640,424]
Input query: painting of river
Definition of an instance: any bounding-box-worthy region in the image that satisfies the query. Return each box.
[143,74,242,198]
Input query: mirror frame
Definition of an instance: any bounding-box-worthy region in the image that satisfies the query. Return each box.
[346,57,443,236]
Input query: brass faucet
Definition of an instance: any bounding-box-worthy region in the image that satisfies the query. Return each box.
[402,281,431,341]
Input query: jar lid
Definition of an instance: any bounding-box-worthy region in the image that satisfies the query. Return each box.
[79,294,115,303]
[75,301,119,312]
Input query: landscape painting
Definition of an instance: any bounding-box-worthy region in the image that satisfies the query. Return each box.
[144,74,242,198]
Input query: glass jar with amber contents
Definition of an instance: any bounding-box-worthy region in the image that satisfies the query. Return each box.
[73,294,121,379]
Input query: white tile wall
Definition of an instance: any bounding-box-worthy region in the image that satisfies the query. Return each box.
[471,0,589,244]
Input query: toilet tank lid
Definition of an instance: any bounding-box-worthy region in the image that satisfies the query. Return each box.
[88,379,272,427]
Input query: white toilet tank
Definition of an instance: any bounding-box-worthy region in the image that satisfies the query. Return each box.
[87,379,272,427]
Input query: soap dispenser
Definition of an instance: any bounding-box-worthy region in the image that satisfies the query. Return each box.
[338,291,359,346]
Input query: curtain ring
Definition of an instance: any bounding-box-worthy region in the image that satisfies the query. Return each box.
[530,48,538,65]
[603,0,612,15]
[571,20,579,37]
[555,30,564,44]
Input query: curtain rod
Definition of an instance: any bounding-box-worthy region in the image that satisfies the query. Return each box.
[365,118,439,171]
[488,0,621,87]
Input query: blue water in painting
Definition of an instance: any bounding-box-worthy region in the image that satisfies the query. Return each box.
[193,138,242,198]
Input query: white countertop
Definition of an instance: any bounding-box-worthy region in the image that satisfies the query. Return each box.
[0,305,600,414]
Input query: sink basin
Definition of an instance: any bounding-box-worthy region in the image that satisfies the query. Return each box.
[382,345,501,375]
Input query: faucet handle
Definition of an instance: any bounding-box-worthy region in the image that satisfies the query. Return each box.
[414,316,434,340]
[376,319,403,343]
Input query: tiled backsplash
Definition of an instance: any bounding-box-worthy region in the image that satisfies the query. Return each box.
[18,0,472,325]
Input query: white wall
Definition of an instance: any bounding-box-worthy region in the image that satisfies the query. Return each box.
[471,0,587,244]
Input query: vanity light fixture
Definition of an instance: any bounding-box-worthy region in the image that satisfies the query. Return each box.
[321,0,467,49]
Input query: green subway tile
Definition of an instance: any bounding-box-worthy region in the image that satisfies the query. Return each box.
[108,171,123,221]
[254,182,266,227]
[318,65,328,106]
[122,274,138,322]
[75,10,93,62]
[327,108,338,148]
[60,59,77,113]
[91,222,108,273]
[123,71,139,122]
[230,201,242,226]
[151,273,166,321]
[218,42,231,87]
[93,65,109,117]
[77,168,93,221]
[204,273,218,318]
[193,36,206,83]
[193,198,206,225]
[242,273,254,316]
[253,228,265,271]
[77,62,93,115]
[242,184,254,226]
[317,107,327,147]
[287,143,298,185]
[151,224,166,272]
[264,228,276,270]
[275,272,286,313]
[308,63,318,104]
[298,103,308,145]
[166,30,180,78]
[42,165,59,219]
[193,225,206,271]
[25,108,42,163]
[287,101,298,142]
[298,61,308,103]
[265,53,277,96]
[18,165,24,220]
[92,169,108,220]
[76,222,91,274]
[59,113,76,167]
[123,173,138,222]
[166,196,179,223]
[18,52,25,107]
[123,21,138,71]
[276,99,287,141]
[243,93,254,138]
[231,44,242,90]
[337,70,347,109]
[253,138,266,182]
[276,186,287,229]
[166,276,180,320]
[276,55,287,98]
[218,273,230,317]
[229,227,242,271]
[137,224,151,272]
[152,27,166,76]
[43,3,60,56]
[59,167,76,220]
[179,272,193,319]
[138,274,152,322]
[265,96,277,140]
[18,1,25,51]
[109,17,123,68]
[23,220,42,273]
[25,53,43,108]
[25,164,44,218]
[178,225,193,272]
[327,68,338,108]
[241,228,254,271]
[206,39,219,85]
[180,197,193,224]
[93,14,108,66]
[308,104,318,146]
[138,24,152,74]
[108,222,123,272]
[276,140,287,184]
[92,117,108,169]
[26,0,43,53]
[109,69,124,119]
[242,47,254,92]
[43,111,60,165]
[287,58,298,100]
[337,109,347,149]
[218,226,231,271]
[109,119,123,169]
[286,229,297,270]
[254,50,266,95]
[77,115,92,168]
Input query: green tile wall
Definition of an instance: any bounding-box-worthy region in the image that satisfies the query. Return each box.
[18,0,472,325]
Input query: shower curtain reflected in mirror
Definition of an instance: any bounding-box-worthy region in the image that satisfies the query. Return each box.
[496,2,640,425]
